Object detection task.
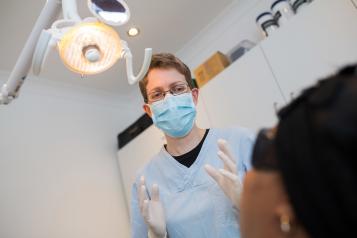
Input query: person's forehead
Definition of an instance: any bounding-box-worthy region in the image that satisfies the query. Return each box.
[146,68,186,91]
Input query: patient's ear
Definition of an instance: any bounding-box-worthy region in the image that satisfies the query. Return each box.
[275,201,296,223]
[275,201,296,235]
[274,198,311,238]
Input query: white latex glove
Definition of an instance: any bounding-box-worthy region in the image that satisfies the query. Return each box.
[138,176,167,238]
[204,139,242,210]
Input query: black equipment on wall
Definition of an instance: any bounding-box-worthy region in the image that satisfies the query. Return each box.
[117,113,153,149]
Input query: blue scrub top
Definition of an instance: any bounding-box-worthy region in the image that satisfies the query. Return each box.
[131,127,255,238]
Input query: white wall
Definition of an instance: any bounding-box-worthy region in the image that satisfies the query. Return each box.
[0,72,140,238]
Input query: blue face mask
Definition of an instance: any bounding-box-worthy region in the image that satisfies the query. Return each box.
[150,93,197,138]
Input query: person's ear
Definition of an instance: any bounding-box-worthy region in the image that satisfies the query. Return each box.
[191,88,199,105]
[143,104,152,118]
[274,200,297,235]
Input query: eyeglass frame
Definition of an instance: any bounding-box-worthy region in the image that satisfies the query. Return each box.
[146,82,192,103]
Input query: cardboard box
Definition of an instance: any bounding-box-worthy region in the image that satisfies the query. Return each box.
[193,51,230,87]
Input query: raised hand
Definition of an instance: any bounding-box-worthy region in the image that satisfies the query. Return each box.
[204,139,242,210]
[138,176,167,238]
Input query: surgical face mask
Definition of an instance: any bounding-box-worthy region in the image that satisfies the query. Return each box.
[150,93,197,138]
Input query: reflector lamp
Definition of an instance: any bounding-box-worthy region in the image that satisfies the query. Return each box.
[58,22,122,75]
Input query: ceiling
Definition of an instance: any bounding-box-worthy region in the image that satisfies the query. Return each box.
[0,0,234,96]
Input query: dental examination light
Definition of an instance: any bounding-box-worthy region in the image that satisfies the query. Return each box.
[0,0,152,105]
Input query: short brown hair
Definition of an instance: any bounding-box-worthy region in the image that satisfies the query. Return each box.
[139,53,195,103]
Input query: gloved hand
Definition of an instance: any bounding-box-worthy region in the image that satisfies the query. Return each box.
[204,139,242,210]
[138,176,167,238]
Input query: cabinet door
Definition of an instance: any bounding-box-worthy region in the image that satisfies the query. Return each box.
[117,125,165,211]
[199,46,286,132]
[261,0,357,101]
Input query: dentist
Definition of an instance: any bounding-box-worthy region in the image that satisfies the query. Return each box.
[130,53,255,238]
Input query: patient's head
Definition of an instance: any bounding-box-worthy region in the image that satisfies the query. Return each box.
[240,65,357,238]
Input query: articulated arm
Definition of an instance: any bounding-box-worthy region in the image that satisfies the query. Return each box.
[0,0,62,105]
[121,41,152,85]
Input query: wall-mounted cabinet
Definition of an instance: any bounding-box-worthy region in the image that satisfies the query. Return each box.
[261,0,357,101]
[199,0,357,129]
[198,46,285,131]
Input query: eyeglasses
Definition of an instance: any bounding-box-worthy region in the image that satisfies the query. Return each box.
[147,83,190,102]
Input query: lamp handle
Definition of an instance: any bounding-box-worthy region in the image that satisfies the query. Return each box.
[122,41,152,85]
[62,0,81,22]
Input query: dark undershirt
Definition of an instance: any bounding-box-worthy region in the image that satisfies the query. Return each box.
[165,129,210,168]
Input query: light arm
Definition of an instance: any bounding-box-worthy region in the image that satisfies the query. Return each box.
[121,40,152,85]
[62,0,81,22]
[0,0,62,105]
